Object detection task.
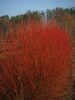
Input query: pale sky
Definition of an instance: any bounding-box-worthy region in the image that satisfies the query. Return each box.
[0,0,75,16]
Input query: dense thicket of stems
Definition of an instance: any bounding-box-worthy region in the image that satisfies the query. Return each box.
[0,20,72,100]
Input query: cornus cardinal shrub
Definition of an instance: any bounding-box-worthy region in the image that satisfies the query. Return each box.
[0,21,71,100]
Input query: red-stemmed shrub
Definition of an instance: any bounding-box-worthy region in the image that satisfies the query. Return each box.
[0,20,72,100]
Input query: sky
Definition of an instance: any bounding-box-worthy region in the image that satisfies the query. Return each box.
[0,0,75,16]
